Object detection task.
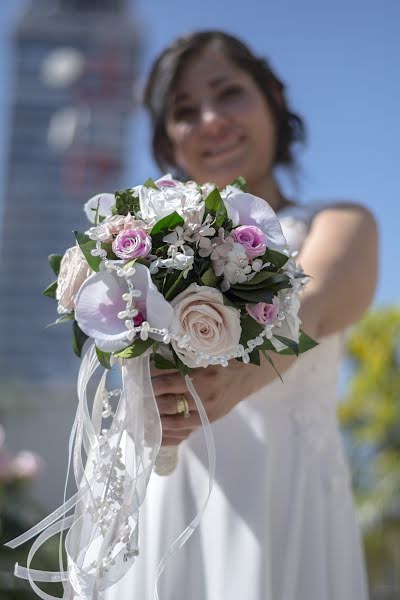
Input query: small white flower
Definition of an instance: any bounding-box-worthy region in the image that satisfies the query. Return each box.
[86,224,112,243]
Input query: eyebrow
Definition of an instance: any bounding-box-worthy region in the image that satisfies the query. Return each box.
[173,75,232,104]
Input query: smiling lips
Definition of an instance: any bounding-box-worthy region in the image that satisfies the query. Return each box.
[202,135,246,161]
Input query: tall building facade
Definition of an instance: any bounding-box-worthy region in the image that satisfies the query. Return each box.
[0,0,138,382]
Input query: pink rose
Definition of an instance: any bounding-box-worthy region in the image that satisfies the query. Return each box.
[231,225,267,259]
[246,297,280,325]
[112,228,152,260]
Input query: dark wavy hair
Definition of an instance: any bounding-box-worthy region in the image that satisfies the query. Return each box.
[144,30,306,175]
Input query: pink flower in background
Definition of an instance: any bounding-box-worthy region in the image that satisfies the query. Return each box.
[0,425,43,483]
[112,228,152,260]
[246,297,280,325]
[12,451,43,480]
[231,225,267,259]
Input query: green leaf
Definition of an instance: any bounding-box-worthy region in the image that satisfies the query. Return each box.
[164,269,186,301]
[274,335,299,356]
[248,349,261,365]
[74,231,101,272]
[232,272,290,290]
[153,353,176,370]
[201,266,218,287]
[298,330,318,353]
[43,280,58,298]
[277,330,318,355]
[48,254,62,277]
[150,211,184,236]
[44,313,74,328]
[113,338,153,359]
[204,187,228,227]
[229,176,247,191]
[261,349,283,382]
[143,177,158,189]
[96,347,112,369]
[239,315,264,347]
[229,287,275,304]
[72,321,88,357]
[172,350,193,376]
[262,248,289,269]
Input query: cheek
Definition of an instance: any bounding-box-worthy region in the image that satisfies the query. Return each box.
[167,124,197,167]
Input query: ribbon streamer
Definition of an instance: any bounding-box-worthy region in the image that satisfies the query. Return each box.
[5,343,215,600]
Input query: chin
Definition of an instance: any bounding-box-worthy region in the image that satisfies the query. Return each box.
[199,164,251,189]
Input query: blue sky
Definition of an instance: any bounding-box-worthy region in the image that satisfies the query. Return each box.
[0,0,399,307]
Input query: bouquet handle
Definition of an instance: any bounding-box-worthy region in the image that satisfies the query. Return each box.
[154,446,179,476]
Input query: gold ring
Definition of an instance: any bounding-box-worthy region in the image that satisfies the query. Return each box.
[176,394,190,418]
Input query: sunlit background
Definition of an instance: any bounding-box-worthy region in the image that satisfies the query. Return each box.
[0,1,398,598]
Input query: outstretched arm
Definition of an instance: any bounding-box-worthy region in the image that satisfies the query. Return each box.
[152,203,379,445]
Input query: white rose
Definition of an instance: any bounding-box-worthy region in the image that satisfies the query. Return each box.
[170,284,242,367]
[56,245,92,314]
[138,182,203,223]
[270,289,301,351]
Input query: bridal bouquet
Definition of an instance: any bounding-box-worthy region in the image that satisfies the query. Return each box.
[6,176,315,599]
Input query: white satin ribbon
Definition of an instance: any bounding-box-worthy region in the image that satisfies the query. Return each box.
[5,343,215,600]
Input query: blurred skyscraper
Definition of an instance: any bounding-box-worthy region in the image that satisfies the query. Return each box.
[0,0,138,382]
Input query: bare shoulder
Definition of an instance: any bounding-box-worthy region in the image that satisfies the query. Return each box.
[312,200,377,228]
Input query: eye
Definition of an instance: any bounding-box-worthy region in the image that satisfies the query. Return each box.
[218,85,243,100]
[172,105,198,121]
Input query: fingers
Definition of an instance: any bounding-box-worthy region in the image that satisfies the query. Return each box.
[161,412,201,432]
[161,424,196,447]
[157,393,196,415]
[150,365,178,377]
[151,373,188,396]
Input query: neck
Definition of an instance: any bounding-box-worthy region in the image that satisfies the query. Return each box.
[247,172,290,212]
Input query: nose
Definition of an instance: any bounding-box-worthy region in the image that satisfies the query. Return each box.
[199,104,228,135]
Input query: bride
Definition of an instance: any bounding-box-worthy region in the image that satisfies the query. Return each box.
[106,30,378,599]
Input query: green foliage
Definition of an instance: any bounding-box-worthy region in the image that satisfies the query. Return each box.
[42,280,57,299]
[339,306,400,592]
[229,176,247,191]
[201,266,219,287]
[262,248,289,270]
[48,254,62,277]
[113,338,153,359]
[0,482,64,599]
[277,330,318,356]
[44,313,74,328]
[153,353,176,370]
[204,187,229,228]
[74,231,101,272]
[96,347,112,370]
[113,188,139,216]
[72,321,88,357]
[150,211,184,238]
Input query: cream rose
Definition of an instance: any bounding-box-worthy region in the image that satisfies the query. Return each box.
[56,245,92,314]
[170,284,241,367]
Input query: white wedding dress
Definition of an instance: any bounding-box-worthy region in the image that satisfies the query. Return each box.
[105,204,369,600]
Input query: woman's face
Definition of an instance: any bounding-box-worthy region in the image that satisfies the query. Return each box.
[165,45,277,188]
